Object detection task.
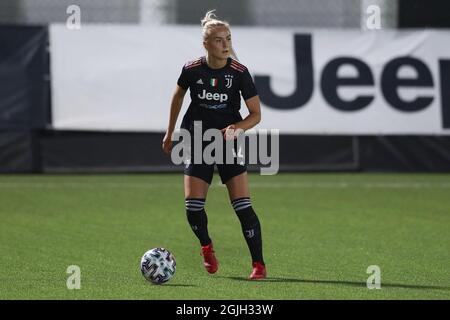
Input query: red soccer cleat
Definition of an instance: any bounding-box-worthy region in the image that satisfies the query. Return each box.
[201,243,219,274]
[249,262,266,280]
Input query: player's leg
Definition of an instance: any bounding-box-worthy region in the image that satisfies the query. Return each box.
[222,169,266,279]
[184,166,218,274]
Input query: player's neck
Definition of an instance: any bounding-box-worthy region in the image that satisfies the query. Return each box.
[205,55,228,69]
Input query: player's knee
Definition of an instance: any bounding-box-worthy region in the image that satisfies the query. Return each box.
[185,198,206,213]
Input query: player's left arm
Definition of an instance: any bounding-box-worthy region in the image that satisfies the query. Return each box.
[235,95,261,131]
[222,95,261,138]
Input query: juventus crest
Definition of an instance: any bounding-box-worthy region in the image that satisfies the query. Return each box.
[225,74,233,88]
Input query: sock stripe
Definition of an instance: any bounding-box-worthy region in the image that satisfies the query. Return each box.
[231,197,250,204]
[233,199,251,206]
[186,205,204,211]
[186,202,205,207]
[186,206,204,211]
[185,199,205,204]
[234,203,252,211]
[232,197,252,211]
[233,198,250,204]
[186,199,205,211]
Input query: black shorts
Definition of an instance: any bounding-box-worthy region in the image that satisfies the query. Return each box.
[182,133,247,185]
[184,162,247,185]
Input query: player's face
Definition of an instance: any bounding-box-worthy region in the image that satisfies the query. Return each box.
[204,27,232,60]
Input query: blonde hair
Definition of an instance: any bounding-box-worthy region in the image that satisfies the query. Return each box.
[201,10,238,60]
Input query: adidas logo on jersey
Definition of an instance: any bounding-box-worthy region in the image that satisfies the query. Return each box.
[198,89,228,102]
[196,79,204,85]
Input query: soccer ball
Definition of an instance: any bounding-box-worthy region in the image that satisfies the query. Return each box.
[140,248,176,284]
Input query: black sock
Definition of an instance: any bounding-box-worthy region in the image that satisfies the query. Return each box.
[232,197,264,264]
[185,198,211,247]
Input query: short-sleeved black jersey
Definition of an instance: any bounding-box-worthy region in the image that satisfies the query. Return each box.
[177,56,258,131]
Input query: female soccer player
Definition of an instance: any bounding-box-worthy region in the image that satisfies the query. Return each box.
[162,10,266,280]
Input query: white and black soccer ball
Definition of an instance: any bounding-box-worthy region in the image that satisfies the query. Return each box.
[140,248,176,284]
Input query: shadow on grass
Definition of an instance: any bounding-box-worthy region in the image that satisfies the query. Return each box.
[221,276,450,291]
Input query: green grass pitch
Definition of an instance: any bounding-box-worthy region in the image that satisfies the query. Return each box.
[0,173,449,299]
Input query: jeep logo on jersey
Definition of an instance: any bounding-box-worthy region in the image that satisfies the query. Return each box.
[198,89,228,102]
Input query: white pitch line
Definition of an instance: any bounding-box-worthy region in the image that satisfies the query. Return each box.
[247,182,450,189]
[0,181,449,189]
[0,182,176,189]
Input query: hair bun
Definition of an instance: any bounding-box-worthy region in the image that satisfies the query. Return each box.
[201,9,218,26]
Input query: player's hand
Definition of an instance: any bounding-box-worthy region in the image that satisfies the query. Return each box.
[162,131,173,154]
[221,124,241,141]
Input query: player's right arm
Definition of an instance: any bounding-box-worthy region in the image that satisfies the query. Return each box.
[162,85,187,154]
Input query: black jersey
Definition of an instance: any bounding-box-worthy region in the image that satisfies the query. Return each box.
[177,56,258,131]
